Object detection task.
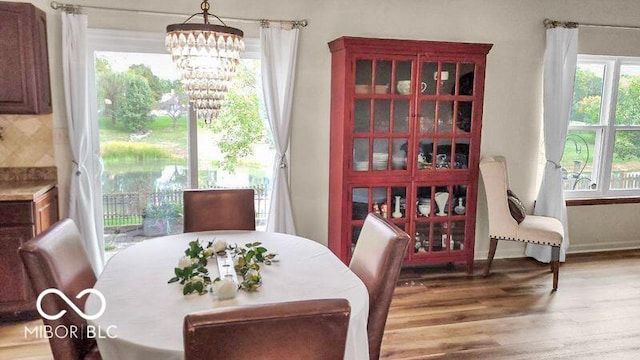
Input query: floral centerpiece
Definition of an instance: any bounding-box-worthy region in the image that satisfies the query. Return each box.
[168,239,277,298]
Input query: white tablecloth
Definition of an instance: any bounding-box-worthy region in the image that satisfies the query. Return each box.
[85,231,370,360]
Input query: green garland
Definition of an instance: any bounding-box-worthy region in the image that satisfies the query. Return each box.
[168,239,277,296]
[231,242,277,292]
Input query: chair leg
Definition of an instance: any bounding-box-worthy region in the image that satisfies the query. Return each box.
[484,238,498,277]
[551,246,560,291]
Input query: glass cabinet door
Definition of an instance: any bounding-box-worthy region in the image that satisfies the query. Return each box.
[352,58,412,173]
[416,61,476,173]
[350,185,408,255]
[413,183,468,254]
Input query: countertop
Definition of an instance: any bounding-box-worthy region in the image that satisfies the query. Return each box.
[0,181,56,201]
[0,167,57,201]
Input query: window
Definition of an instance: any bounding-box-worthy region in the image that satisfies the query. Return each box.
[563,55,640,198]
[88,30,273,256]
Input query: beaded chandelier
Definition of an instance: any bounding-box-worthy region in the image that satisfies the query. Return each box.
[165,0,244,123]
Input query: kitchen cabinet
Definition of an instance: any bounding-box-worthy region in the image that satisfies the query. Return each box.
[0,1,52,114]
[0,186,58,319]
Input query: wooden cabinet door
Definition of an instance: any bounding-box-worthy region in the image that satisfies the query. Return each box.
[0,226,35,303]
[0,2,52,114]
[0,187,58,318]
[34,187,58,235]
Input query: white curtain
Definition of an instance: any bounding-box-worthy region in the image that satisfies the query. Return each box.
[62,13,105,273]
[260,26,299,235]
[526,27,578,263]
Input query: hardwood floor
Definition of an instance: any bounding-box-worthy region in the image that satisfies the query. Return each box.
[0,319,52,360]
[2,250,640,359]
[382,249,640,359]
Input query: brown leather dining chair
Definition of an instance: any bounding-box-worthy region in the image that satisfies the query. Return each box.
[350,213,410,360]
[183,299,351,360]
[18,218,101,360]
[183,188,256,232]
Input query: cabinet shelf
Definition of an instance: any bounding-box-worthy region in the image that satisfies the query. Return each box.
[329,36,491,272]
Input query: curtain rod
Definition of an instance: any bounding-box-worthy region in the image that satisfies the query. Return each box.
[544,18,640,31]
[49,1,309,28]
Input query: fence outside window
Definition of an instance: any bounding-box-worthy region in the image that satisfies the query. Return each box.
[102,184,269,231]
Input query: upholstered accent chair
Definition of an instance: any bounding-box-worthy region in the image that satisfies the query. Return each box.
[19,218,101,360]
[479,156,564,290]
[350,213,410,360]
[183,299,351,360]
[183,188,255,232]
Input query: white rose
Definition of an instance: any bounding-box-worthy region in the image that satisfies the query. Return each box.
[244,269,259,280]
[178,256,193,269]
[211,239,228,254]
[212,278,237,300]
[191,275,203,283]
[205,247,216,257]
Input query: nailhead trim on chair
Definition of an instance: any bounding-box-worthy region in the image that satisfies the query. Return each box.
[490,235,561,247]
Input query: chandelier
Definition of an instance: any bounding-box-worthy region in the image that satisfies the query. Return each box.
[165,0,245,123]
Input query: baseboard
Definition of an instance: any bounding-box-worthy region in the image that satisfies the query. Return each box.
[474,241,640,260]
[566,241,640,254]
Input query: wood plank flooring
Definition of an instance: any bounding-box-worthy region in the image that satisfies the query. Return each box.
[382,250,640,359]
[2,250,640,359]
[0,319,51,360]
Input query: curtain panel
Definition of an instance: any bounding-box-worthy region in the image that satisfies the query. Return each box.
[260,27,300,235]
[526,27,578,263]
[62,13,105,273]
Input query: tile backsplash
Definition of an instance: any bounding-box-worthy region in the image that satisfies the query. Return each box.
[0,114,54,167]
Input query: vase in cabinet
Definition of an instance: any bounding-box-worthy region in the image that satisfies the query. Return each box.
[328,37,492,272]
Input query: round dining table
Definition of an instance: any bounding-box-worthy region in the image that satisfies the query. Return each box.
[85,231,370,360]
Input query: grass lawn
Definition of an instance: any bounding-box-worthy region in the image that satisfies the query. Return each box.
[104,216,143,227]
[563,131,640,173]
[98,114,269,171]
[99,115,188,158]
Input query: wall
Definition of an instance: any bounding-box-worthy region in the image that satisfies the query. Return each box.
[0,114,54,166]
[32,0,640,259]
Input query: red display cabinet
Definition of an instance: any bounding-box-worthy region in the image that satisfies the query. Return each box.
[328,37,492,272]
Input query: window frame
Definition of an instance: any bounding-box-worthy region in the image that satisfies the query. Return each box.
[565,54,640,199]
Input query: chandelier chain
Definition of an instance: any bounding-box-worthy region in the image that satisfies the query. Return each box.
[200,0,210,13]
[201,0,209,24]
